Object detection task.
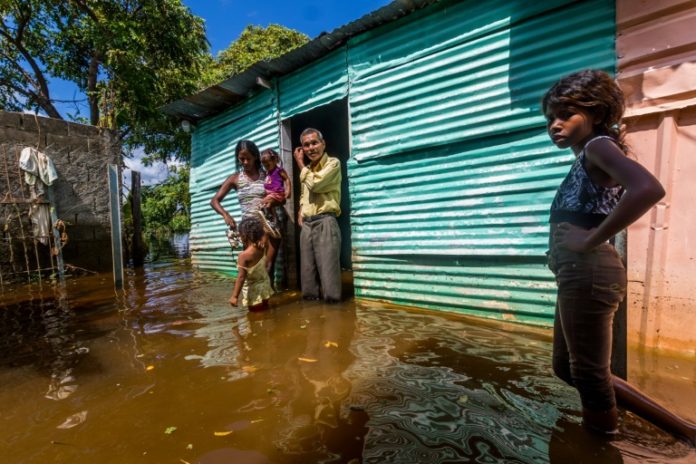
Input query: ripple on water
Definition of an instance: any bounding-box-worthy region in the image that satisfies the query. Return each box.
[1,262,694,464]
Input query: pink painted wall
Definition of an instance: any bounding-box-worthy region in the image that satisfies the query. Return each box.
[617,0,696,355]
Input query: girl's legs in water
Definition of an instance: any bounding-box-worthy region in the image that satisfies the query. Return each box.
[613,376,696,445]
[248,300,269,311]
[265,235,280,281]
[554,298,696,444]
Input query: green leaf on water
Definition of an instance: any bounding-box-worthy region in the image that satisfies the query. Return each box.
[164,426,177,434]
[457,395,469,406]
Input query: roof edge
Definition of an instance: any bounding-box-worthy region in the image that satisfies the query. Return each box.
[162,0,440,122]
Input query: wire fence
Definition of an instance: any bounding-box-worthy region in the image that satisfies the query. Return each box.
[1,143,65,287]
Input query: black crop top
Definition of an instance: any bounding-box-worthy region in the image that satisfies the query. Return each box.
[549,136,624,229]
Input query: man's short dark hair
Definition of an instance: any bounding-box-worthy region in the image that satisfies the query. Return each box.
[300,128,324,142]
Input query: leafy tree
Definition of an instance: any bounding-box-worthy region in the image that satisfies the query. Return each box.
[1,2,309,242]
[201,24,308,88]
[0,0,208,163]
[141,165,190,240]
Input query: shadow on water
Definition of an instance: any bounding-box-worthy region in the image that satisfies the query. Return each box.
[0,259,694,463]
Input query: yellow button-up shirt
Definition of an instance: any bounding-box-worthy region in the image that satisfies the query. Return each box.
[299,153,341,217]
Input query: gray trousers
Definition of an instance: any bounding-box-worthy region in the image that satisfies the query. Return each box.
[300,215,342,301]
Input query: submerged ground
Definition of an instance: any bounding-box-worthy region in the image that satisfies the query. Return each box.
[1,256,694,463]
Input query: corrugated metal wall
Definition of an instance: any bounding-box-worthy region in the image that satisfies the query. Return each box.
[616,0,696,354]
[190,90,279,273]
[279,49,348,118]
[188,0,617,324]
[347,0,615,323]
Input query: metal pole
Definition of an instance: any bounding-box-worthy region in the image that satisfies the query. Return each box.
[46,185,65,282]
[108,164,124,289]
[611,229,628,380]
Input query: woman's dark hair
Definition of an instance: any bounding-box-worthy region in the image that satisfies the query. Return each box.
[238,216,265,246]
[542,69,628,154]
[235,140,262,173]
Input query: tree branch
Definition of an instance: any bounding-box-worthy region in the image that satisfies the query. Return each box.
[68,0,100,22]
[0,11,62,119]
[0,49,40,89]
[87,53,100,125]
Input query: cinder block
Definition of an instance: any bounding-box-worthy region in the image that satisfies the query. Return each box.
[67,121,101,138]
[0,112,22,128]
[39,117,70,134]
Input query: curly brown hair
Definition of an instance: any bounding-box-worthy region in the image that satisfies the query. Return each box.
[542,70,627,154]
[238,216,265,247]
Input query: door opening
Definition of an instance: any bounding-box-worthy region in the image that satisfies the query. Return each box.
[280,98,353,298]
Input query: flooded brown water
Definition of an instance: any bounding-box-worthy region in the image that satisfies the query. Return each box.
[1,257,694,463]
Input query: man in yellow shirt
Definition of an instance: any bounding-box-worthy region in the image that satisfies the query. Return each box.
[293,128,342,302]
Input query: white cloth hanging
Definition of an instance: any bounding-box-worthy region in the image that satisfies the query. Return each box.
[19,147,59,245]
[19,147,58,187]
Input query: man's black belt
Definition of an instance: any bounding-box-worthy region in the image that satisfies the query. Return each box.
[303,212,337,223]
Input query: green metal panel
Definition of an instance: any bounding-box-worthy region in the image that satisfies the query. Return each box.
[278,49,348,119]
[187,0,616,325]
[348,0,615,162]
[190,90,279,274]
[353,255,556,325]
[346,0,616,323]
[349,131,570,257]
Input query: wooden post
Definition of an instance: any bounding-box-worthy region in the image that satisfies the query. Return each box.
[108,164,124,288]
[131,171,144,267]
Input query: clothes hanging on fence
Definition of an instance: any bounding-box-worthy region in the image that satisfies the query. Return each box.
[19,147,58,190]
[19,147,58,245]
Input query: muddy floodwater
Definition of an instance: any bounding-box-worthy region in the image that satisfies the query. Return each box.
[1,257,694,463]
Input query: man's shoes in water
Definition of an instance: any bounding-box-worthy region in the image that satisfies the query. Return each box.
[256,211,281,239]
[226,227,242,248]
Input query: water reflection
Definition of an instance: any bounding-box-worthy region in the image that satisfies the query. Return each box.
[186,304,251,381]
[0,260,694,463]
[0,283,89,401]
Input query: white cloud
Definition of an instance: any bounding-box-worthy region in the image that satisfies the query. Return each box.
[123,148,180,187]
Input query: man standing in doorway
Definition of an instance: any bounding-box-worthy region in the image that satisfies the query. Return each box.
[293,128,342,302]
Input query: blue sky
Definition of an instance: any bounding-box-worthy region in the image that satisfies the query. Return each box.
[52,0,390,121]
[188,0,391,56]
[48,0,390,184]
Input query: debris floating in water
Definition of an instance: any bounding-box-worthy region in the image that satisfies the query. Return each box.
[57,411,87,429]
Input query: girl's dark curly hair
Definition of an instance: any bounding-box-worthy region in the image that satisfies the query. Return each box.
[238,216,265,246]
[260,148,279,160]
[542,69,628,154]
[260,148,281,167]
[235,140,262,173]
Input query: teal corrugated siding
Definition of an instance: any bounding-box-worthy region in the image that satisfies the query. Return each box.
[279,49,348,119]
[353,256,556,324]
[349,132,569,257]
[349,0,615,161]
[190,90,279,274]
[187,0,616,324]
[347,0,615,322]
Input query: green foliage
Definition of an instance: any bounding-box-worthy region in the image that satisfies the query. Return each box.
[1,2,309,240]
[0,0,209,162]
[141,165,190,240]
[201,24,308,88]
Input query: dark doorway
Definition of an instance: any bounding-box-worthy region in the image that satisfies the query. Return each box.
[282,98,352,295]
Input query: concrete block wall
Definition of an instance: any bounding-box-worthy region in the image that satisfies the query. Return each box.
[0,111,120,281]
